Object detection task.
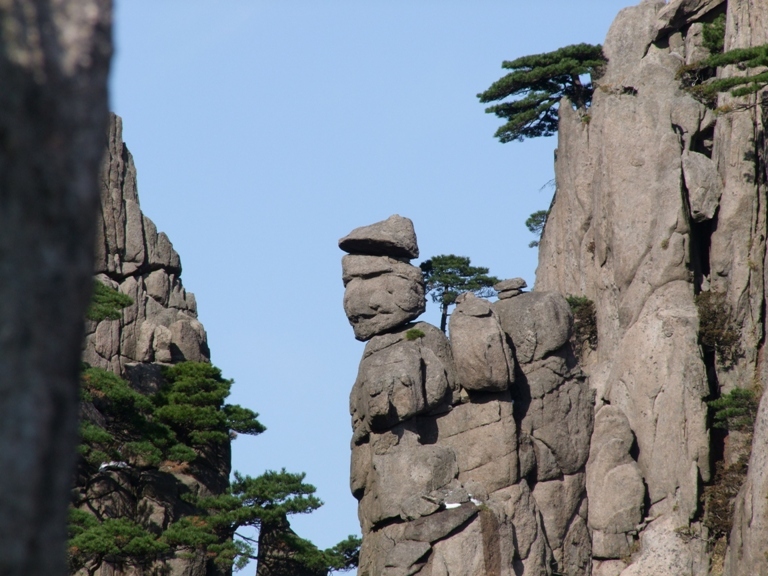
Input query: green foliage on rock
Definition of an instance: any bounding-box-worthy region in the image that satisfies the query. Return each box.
[73,363,358,574]
[405,328,426,341]
[703,388,758,543]
[676,12,768,108]
[695,291,741,368]
[79,366,186,467]
[478,43,606,142]
[420,255,499,333]
[709,388,759,433]
[86,280,133,321]
[566,295,598,356]
[526,210,549,248]
[165,470,360,573]
[68,509,169,574]
[155,362,265,446]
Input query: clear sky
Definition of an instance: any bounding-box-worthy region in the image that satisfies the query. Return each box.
[110,0,636,567]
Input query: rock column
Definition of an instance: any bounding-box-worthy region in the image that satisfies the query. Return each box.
[340,216,594,576]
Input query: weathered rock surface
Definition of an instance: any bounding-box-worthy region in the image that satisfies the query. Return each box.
[84,115,208,373]
[532,1,751,573]
[342,254,426,341]
[492,292,572,364]
[339,214,419,259]
[495,278,527,300]
[620,516,696,576]
[725,389,768,576]
[343,222,595,575]
[682,150,723,222]
[449,293,515,392]
[342,4,768,573]
[350,322,454,441]
[586,406,644,553]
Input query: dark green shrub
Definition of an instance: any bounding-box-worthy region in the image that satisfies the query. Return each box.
[73,363,357,574]
[405,328,426,341]
[68,509,169,573]
[86,280,133,321]
[566,295,598,356]
[679,42,768,107]
[709,388,759,433]
[695,291,741,368]
[703,388,759,545]
[703,14,726,54]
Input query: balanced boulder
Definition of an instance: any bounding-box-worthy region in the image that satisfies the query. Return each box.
[339,214,419,259]
[449,293,515,392]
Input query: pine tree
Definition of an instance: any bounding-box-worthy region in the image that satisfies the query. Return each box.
[525,210,549,248]
[478,43,605,142]
[420,255,499,333]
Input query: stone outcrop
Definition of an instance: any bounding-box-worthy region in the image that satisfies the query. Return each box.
[341,218,593,576]
[495,277,527,299]
[340,3,768,574]
[339,214,420,259]
[341,254,426,341]
[75,115,223,576]
[449,293,515,392]
[535,1,768,575]
[84,114,209,373]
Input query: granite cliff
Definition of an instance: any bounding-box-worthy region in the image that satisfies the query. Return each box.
[340,1,768,575]
[74,114,224,576]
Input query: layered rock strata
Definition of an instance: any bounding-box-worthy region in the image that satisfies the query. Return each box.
[340,216,594,576]
[536,0,768,574]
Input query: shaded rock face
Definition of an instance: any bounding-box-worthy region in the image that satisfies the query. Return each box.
[536,1,768,575]
[339,214,420,259]
[341,218,593,576]
[75,115,224,576]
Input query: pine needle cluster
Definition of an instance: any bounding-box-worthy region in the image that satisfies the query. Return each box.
[478,43,605,142]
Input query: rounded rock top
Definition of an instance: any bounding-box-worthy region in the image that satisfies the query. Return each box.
[494,277,527,292]
[339,214,419,259]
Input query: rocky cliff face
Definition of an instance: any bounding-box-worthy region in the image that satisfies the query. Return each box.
[342,2,768,575]
[75,114,224,576]
[84,114,209,374]
[537,0,768,575]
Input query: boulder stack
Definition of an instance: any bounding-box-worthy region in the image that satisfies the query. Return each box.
[339,215,426,341]
[340,217,594,575]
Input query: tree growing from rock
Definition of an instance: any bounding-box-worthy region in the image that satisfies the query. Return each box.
[420,255,499,333]
[477,43,605,142]
[72,361,359,575]
[525,210,549,248]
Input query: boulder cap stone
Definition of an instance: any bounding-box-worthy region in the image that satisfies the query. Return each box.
[339,214,419,259]
[494,278,527,292]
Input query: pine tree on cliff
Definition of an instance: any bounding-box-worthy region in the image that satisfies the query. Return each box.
[477,43,606,142]
[420,255,499,333]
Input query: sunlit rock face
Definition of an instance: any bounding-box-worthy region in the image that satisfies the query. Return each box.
[341,254,426,341]
[535,0,768,574]
[341,216,591,576]
[77,115,223,576]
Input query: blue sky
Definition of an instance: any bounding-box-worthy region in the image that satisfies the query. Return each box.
[110,0,636,565]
